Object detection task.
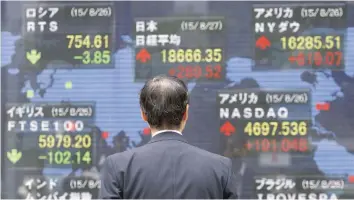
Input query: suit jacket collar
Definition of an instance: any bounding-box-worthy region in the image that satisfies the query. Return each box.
[148,131,188,144]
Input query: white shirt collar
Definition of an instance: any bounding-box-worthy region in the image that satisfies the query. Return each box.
[152,130,182,137]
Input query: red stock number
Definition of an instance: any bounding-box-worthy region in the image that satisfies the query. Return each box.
[290,51,342,67]
[249,138,308,153]
[168,65,222,79]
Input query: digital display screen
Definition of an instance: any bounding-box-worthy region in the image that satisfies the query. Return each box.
[218,89,311,156]
[134,16,225,81]
[253,3,347,70]
[23,2,115,68]
[2,1,354,199]
[6,103,95,167]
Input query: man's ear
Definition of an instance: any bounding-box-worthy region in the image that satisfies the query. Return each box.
[183,104,189,121]
[140,109,148,122]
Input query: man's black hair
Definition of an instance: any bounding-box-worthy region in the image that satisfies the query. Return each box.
[139,75,189,129]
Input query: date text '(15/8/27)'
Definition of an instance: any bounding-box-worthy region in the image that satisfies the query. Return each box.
[38,150,92,165]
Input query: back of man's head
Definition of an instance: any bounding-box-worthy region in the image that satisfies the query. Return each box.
[139,75,189,131]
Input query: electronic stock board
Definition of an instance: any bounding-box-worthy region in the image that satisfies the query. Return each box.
[1,1,353,200]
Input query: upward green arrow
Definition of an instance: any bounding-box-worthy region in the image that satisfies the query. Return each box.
[26,49,41,65]
[7,149,22,164]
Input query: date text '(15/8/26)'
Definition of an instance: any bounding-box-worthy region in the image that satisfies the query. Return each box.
[168,65,222,80]
[38,150,92,165]
[38,134,92,149]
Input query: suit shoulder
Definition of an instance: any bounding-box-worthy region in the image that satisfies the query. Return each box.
[189,145,232,167]
[106,149,135,165]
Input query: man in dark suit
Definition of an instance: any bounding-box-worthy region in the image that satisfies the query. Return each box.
[100,75,238,199]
